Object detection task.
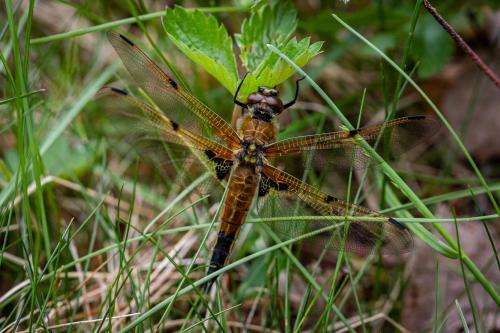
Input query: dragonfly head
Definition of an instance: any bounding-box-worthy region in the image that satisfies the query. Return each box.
[246,87,284,122]
[257,86,278,96]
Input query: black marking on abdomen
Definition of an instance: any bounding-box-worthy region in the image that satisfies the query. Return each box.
[119,34,134,46]
[207,231,235,278]
[349,128,359,137]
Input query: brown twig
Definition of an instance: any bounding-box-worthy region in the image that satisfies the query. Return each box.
[423,0,500,88]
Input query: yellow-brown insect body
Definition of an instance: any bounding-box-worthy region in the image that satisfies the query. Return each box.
[239,116,279,146]
[106,33,418,293]
[206,88,282,288]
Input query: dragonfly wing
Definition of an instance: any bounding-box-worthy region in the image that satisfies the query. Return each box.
[107,32,241,149]
[257,163,413,255]
[99,87,234,182]
[264,115,439,176]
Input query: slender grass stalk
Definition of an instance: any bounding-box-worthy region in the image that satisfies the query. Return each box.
[284,253,291,333]
[121,222,361,332]
[329,13,500,216]
[2,211,495,311]
[328,12,500,306]
[0,63,119,209]
[383,182,500,214]
[5,1,43,330]
[0,0,22,41]
[0,89,44,105]
[390,0,423,119]
[452,213,480,333]
[454,300,470,333]
[155,169,235,330]
[293,285,323,332]
[433,259,441,333]
[126,0,190,92]
[468,189,500,273]
[30,6,250,45]
[267,43,455,256]
[179,304,241,332]
[260,224,355,332]
[266,16,500,305]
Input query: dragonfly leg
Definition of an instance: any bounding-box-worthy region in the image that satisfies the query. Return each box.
[234,72,249,109]
[283,76,305,109]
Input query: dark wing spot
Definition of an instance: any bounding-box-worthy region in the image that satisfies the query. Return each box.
[204,150,233,180]
[111,87,128,96]
[214,159,233,180]
[204,150,216,159]
[168,78,178,89]
[258,180,271,197]
[274,181,289,191]
[259,176,288,197]
[325,195,338,203]
[170,120,179,131]
[388,217,407,230]
[406,115,426,121]
[349,129,359,137]
[268,177,289,192]
[119,34,134,46]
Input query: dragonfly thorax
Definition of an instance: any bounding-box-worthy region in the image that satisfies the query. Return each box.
[236,140,264,167]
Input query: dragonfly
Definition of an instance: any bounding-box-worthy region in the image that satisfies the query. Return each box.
[102,32,434,291]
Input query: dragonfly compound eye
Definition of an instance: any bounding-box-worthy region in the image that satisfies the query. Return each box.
[265,96,284,114]
[247,93,264,105]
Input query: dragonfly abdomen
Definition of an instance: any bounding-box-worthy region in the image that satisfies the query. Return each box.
[205,165,259,290]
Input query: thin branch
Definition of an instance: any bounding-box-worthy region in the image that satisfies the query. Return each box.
[423,0,500,88]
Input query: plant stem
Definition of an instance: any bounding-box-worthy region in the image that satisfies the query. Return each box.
[423,0,500,88]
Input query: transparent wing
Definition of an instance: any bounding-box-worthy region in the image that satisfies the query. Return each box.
[99,87,234,182]
[264,115,439,176]
[107,32,241,149]
[257,163,413,255]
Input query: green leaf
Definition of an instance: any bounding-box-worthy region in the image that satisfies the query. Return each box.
[44,139,98,177]
[163,6,239,93]
[163,3,322,99]
[236,1,297,72]
[5,138,98,178]
[411,15,454,78]
[237,38,323,99]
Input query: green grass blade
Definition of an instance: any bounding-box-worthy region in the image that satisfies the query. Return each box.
[267,15,500,306]
[452,214,480,333]
[0,89,44,105]
[454,300,470,333]
[30,6,250,45]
